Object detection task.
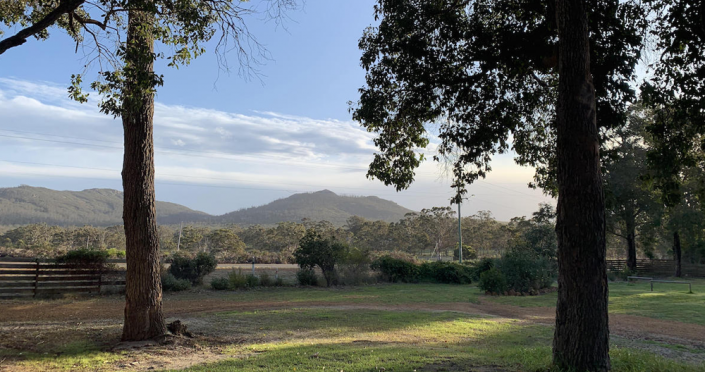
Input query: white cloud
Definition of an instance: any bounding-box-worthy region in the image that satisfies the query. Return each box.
[0,77,554,220]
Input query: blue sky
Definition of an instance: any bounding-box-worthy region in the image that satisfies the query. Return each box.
[0,0,553,221]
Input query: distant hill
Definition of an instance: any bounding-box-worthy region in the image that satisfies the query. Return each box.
[0,186,413,227]
[0,186,209,226]
[215,190,413,226]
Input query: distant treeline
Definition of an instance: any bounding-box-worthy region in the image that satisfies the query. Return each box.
[0,204,668,263]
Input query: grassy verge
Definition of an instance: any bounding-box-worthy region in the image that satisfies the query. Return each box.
[483,279,705,326]
[177,308,703,372]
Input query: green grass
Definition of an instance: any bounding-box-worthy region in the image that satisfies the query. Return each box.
[176,308,704,372]
[483,279,705,326]
[0,340,122,370]
[175,283,482,305]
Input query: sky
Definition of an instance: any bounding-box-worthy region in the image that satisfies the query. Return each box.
[0,0,554,221]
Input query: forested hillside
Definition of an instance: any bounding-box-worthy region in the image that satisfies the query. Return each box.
[217,190,413,226]
[0,186,209,226]
[0,187,412,227]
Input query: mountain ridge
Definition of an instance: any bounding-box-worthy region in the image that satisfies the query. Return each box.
[0,186,413,227]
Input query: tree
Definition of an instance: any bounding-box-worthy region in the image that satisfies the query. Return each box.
[604,107,661,270]
[2,0,298,341]
[208,228,246,259]
[294,230,348,287]
[351,1,644,370]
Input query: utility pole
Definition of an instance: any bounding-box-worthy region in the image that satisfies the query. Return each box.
[176,222,183,252]
[458,201,462,264]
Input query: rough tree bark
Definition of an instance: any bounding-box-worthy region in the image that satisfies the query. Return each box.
[553,1,610,371]
[674,231,682,278]
[121,6,166,341]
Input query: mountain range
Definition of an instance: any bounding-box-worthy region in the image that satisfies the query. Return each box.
[0,186,413,227]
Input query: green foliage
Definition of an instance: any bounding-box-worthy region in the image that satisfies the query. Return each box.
[294,230,348,287]
[245,274,260,288]
[169,252,218,285]
[296,268,319,286]
[228,269,249,289]
[371,256,419,283]
[55,248,108,268]
[499,251,556,293]
[352,1,645,197]
[479,268,508,294]
[473,258,497,280]
[161,273,191,292]
[105,248,126,258]
[616,266,636,281]
[337,247,375,286]
[259,272,273,287]
[453,245,477,261]
[418,261,473,285]
[210,277,230,291]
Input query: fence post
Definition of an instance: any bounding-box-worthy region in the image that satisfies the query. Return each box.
[33,260,39,298]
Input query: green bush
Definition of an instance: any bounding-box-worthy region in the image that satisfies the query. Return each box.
[55,248,109,268]
[607,270,618,282]
[296,268,319,286]
[338,247,375,286]
[499,250,556,293]
[472,258,497,280]
[162,273,191,292]
[453,245,478,261]
[370,256,419,283]
[418,261,473,284]
[246,274,260,287]
[169,252,218,285]
[259,272,273,287]
[295,230,348,286]
[228,269,249,289]
[479,268,507,293]
[275,277,285,286]
[210,277,230,290]
[105,248,126,259]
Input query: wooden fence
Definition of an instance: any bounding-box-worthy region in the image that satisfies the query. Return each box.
[607,259,705,278]
[0,258,126,298]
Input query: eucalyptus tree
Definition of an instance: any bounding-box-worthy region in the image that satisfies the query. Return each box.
[604,107,662,270]
[1,0,298,341]
[352,1,646,370]
[641,0,705,276]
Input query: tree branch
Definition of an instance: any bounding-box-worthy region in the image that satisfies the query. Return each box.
[0,0,86,56]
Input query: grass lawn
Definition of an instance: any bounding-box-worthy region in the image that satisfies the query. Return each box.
[484,279,705,326]
[2,282,705,371]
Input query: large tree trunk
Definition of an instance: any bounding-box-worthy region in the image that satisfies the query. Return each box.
[553,1,610,371]
[121,6,166,341]
[674,231,682,278]
[626,214,637,272]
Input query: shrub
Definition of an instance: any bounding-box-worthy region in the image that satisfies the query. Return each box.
[472,258,497,280]
[162,273,191,292]
[210,277,230,290]
[105,248,126,259]
[259,272,273,287]
[245,274,260,288]
[338,247,375,286]
[294,230,348,286]
[479,268,507,293]
[55,248,109,268]
[169,252,218,285]
[607,270,618,282]
[369,250,420,264]
[500,250,556,292]
[275,277,285,286]
[228,269,249,289]
[371,256,419,283]
[453,245,478,261]
[296,268,319,286]
[418,261,473,284]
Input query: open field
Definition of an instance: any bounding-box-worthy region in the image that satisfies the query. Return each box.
[1,282,704,372]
